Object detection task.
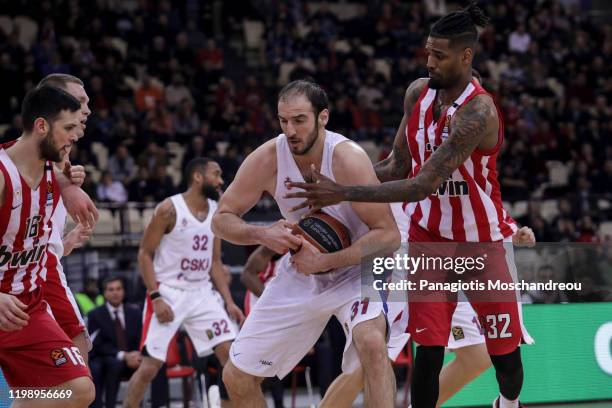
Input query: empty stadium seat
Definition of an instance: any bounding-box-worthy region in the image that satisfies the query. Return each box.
[91,209,120,247]
[540,199,560,223]
[243,20,264,49]
[143,208,155,227]
[547,161,569,186]
[13,16,38,50]
[599,221,612,240]
[512,201,528,219]
[91,142,109,170]
[126,207,144,235]
[0,15,13,36]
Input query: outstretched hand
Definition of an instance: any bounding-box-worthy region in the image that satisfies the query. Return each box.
[284,164,346,214]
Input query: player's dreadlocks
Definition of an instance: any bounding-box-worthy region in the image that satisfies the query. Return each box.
[430,1,489,49]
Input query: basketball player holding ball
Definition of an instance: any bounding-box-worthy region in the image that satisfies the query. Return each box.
[212,79,401,408]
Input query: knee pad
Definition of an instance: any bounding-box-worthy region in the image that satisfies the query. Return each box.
[490,347,523,400]
[490,347,523,375]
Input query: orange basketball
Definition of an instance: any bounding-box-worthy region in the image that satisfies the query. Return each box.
[291,211,351,253]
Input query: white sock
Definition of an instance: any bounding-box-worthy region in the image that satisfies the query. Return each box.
[498,394,519,408]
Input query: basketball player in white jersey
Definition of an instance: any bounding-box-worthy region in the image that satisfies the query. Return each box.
[123,158,244,408]
[212,79,401,408]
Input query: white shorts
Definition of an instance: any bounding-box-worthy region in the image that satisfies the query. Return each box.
[386,300,409,360]
[447,301,485,349]
[230,257,387,379]
[142,282,237,361]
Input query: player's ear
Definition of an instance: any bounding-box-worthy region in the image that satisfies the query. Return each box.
[318,109,329,127]
[462,47,473,65]
[34,117,48,135]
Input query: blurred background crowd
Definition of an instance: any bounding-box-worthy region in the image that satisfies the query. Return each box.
[1,0,611,244]
[1,1,611,406]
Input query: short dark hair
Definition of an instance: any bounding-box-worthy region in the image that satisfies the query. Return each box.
[102,276,124,291]
[37,73,84,90]
[184,157,212,186]
[430,1,489,49]
[21,86,81,132]
[278,79,329,118]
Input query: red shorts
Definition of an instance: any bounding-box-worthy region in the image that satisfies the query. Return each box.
[42,252,86,340]
[0,288,90,387]
[407,223,530,355]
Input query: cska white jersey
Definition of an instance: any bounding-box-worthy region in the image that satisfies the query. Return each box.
[152,194,216,289]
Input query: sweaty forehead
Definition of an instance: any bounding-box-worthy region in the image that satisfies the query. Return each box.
[278,93,314,117]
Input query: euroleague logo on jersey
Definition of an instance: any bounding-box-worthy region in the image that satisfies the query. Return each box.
[50,349,68,366]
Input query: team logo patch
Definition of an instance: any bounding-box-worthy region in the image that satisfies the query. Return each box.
[284,176,292,189]
[452,326,465,341]
[50,349,67,366]
[206,329,214,340]
[442,115,451,140]
[181,218,188,227]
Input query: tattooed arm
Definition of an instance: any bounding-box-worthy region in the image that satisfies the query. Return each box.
[346,94,499,203]
[285,94,499,208]
[374,79,426,182]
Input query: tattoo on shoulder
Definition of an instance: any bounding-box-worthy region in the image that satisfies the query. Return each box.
[423,95,495,180]
[404,79,427,113]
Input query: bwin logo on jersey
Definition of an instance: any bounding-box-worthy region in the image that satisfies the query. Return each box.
[434,178,469,197]
[0,243,47,268]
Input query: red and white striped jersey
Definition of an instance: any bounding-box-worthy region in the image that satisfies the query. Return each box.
[0,148,61,295]
[404,78,517,242]
[257,260,277,285]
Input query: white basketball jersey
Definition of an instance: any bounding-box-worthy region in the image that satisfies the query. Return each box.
[152,194,216,289]
[273,130,370,283]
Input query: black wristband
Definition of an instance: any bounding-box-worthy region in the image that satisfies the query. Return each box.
[150,291,161,300]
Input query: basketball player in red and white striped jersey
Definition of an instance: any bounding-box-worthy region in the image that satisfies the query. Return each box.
[285,3,530,408]
[0,86,94,407]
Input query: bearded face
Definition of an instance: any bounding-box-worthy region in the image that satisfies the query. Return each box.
[39,128,64,162]
[201,183,221,200]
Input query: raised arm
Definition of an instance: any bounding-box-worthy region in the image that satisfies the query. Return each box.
[212,140,302,254]
[240,245,276,297]
[374,78,426,182]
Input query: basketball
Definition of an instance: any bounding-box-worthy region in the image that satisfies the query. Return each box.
[291,212,351,254]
